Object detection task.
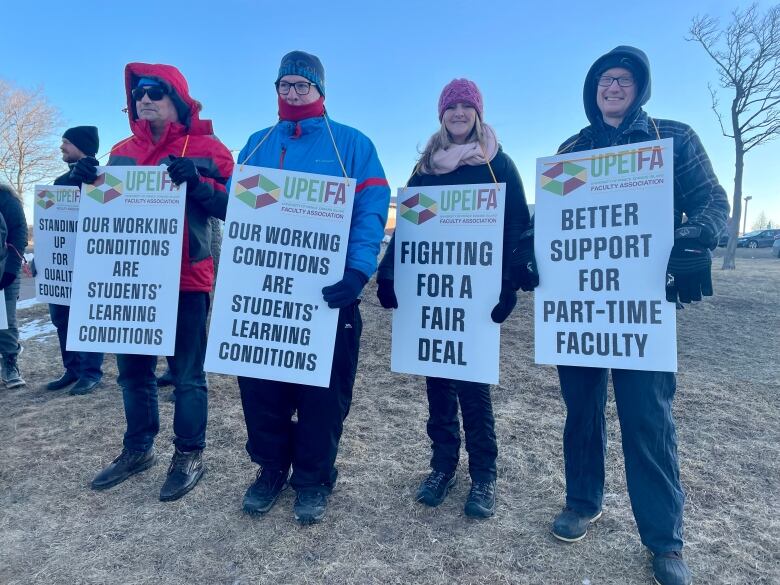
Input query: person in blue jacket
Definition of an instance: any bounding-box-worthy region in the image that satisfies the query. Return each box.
[235,51,390,525]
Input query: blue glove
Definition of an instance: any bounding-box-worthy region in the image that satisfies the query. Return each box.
[322,269,368,309]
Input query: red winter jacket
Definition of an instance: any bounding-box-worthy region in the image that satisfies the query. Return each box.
[108,63,234,292]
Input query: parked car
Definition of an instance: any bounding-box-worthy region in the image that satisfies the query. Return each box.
[737,228,780,248]
[772,234,780,258]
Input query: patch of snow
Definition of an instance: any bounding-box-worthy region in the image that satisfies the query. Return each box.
[19,317,56,340]
[17,298,42,310]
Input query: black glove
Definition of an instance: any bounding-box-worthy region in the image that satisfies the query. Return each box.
[666,226,713,303]
[490,280,517,323]
[376,278,398,309]
[322,269,368,309]
[167,157,201,193]
[511,228,539,292]
[0,272,16,290]
[30,258,38,278]
[70,156,99,185]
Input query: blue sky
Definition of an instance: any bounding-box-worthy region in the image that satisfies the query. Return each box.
[3,0,778,228]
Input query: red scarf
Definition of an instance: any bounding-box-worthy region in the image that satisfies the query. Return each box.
[278,96,325,121]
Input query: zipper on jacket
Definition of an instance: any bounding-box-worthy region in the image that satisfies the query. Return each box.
[279,145,286,169]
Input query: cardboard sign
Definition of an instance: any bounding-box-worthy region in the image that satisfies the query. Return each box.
[391,183,505,384]
[534,139,676,372]
[66,166,185,355]
[205,166,354,387]
[33,185,80,305]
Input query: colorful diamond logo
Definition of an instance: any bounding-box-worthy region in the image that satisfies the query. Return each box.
[541,161,587,196]
[234,174,281,209]
[36,189,56,209]
[399,192,438,225]
[86,173,123,204]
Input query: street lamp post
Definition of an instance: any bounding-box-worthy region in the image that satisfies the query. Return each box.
[742,195,752,235]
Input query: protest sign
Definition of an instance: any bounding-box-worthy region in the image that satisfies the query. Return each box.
[66,166,185,355]
[534,139,676,372]
[204,166,354,387]
[33,185,80,305]
[390,183,504,384]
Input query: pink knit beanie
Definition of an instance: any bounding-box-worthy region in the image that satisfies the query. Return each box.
[438,78,484,121]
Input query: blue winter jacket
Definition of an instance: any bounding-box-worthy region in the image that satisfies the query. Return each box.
[236,116,391,279]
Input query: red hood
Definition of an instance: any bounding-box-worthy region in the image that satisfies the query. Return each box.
[124,62,213,136]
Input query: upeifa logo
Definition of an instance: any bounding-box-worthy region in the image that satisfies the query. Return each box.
[400,192,437,225]
[541,161,587,196]
[36,189,56,209]
[86,173,123,204]
[235,174,280,209]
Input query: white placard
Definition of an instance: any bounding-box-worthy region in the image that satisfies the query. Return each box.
[534,139,676,372]
[391,183,505,384]
[33,185,80,305]
[66,166,185,355]
[205,166,354,387]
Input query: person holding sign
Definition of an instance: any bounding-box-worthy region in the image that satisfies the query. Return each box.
[235,51,390,524]
[550,47,728,585]
[44,126,105,395]
[76,63,234,502]
[0,184,28,389]
[376,79,536,518]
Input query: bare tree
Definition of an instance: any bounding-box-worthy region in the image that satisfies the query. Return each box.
[0,79,62,200]
[751,210,769,230]
[688,4,780,269]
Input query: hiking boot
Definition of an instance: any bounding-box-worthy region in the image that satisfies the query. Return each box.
[293,489,328,525]
[551,507,603,542]
[652,551,692,585]
[69,378,101,396]
[464,480,496,518]
[91,447,157,490]
[243,467,290,515]
[159,447,205,501]
[2,353,25,388]
[415,470,456,507]
[46,370,78,391]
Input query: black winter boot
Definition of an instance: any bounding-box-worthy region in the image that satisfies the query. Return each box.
[243,467,290,515]
[91,447,157,490]
[415,470,456,507]
[159,448,204,501]
[464,480,496,518]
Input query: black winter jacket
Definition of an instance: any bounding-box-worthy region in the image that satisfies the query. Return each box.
[377,147,532,282]
[0,187,28,275]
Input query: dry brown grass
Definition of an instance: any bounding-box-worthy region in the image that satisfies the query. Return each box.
[1,251,778,585]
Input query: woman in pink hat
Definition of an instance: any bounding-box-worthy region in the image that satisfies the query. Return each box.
[376,78,537,518]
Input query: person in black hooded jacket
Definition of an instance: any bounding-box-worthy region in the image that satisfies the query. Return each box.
[376,79,537,519]
[45,127,105,395]
[549,46,728,585]
[0,183,28,389]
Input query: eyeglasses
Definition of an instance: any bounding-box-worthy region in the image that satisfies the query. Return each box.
[276,80,314,96]
[131,86,169,101]
[597,75,635,88]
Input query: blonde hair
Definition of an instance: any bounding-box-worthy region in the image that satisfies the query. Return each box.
[419,116,485,174]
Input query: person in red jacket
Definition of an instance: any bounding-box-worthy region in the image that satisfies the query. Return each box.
[72,63,234,501]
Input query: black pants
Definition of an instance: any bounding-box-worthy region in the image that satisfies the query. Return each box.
[425,377,497,482]
[238,303,362,492]
[117,292,210,452]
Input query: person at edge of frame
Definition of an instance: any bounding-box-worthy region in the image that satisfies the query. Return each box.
[72,62,234,502]
[549,46,729,585]
[375,78,538,519]
[235,50,391,525]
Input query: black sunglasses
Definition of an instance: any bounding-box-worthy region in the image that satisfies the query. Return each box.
[131,85,168,101]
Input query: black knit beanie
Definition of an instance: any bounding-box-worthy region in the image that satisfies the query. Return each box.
[63,126,99,157]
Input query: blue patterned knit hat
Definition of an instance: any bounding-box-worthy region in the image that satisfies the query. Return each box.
[277,51,325,95]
